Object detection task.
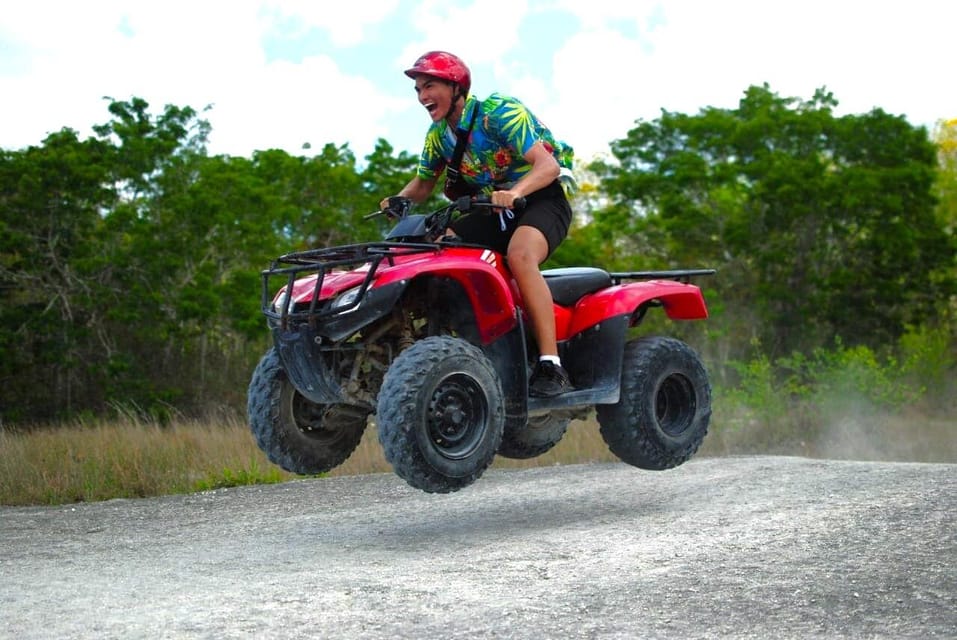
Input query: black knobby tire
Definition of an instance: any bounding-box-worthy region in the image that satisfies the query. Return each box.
[247,348,368,475]
[498,414,570,459]
[596,336,711,470]
[376,336,504,493]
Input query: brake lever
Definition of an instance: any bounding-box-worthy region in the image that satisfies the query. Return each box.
[365,196,415,220]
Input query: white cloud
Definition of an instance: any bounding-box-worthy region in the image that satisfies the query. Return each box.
[643,1,956,128]
[1,0,406,157]
[1,0,954,164]
[399,0,530,88]
[261,0,401,46]
[549,27,654,162]
[551,0,662,32]
[208,55,406,157]
[3,1,266,147]
[543,0,957,163]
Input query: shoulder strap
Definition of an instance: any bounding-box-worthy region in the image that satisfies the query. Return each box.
[445,103,479,185]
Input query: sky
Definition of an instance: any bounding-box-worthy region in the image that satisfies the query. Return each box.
[2,0,954,165]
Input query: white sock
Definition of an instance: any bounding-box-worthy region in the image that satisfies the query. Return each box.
[539,355,561,366]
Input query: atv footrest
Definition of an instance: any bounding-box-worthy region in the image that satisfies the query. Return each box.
[527,385,619,416]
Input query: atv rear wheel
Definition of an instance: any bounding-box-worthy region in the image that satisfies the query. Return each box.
[596,336,711,470]
[498,414,570,459]
[376,336,504,493]
[247,348,368,475]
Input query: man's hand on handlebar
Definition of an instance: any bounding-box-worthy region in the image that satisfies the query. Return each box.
[475,192,526,212]
[490,189,523,210]
[368,196,414,220]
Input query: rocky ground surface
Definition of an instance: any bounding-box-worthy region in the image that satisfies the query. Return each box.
[1,456,955,639]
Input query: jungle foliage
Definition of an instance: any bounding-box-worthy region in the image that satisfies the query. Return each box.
[583,85,954,359]
[1,88,953,424]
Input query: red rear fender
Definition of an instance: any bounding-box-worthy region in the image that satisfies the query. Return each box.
[565,280,709,337]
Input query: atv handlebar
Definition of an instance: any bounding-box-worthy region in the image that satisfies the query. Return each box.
[365,194,527,220]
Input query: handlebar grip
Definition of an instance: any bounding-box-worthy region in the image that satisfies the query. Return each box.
[471,195,527,210]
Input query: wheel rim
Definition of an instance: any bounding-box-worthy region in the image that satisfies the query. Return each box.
[656,373,696,436]
[427,372,488,460]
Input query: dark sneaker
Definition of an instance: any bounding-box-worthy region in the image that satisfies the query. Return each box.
[529,361,573,398]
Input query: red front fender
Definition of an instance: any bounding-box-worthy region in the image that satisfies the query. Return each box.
[374,247,519,344]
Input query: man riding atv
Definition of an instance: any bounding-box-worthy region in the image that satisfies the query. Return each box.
[246,53,714,495]
[382,50,576,397]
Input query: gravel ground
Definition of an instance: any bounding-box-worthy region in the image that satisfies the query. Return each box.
[1,455,954,639]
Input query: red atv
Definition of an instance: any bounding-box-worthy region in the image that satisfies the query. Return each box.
[247,196,714,493]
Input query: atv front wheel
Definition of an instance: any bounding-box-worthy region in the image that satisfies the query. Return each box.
[247,348,368,475]
[376,336,504,493]
[596,336,711,470]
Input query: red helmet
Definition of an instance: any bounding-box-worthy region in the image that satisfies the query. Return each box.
[404,51,471,95]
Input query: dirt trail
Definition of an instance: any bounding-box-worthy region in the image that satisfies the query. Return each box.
[2,456,954,639]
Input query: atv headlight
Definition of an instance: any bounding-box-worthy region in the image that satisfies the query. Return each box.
[330,286,363,312]
[273,288,292,313]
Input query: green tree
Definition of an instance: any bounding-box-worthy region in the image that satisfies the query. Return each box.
[0,129,114,420]
[361,138,445,219]
[590,84,954,357]
[932,118,956,246]
[0,98,442,424]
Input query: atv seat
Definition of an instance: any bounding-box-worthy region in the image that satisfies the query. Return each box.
[541,267,613,306]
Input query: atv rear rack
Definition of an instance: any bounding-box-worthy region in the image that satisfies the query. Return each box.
[608,269,716,285]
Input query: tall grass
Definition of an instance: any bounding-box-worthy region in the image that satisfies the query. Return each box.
[708,326,956,460]
[3,406,952,507]
[2,327,953,506]
[0,415,291,506]
[0,412,623,507]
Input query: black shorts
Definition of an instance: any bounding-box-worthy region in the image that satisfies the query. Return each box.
[450,180,572,257]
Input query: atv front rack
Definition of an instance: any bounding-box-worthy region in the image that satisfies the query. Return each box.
[261,241,440,326]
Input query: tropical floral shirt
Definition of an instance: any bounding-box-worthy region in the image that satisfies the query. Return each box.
[416,93,574,194]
